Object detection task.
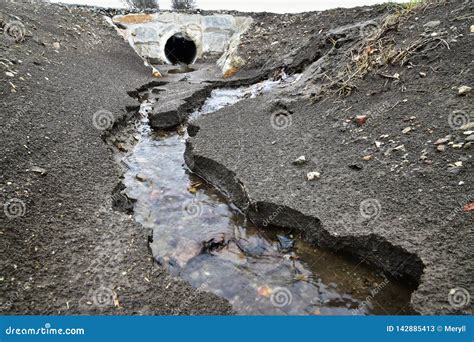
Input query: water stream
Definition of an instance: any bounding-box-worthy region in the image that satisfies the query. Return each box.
[121,77,415,315]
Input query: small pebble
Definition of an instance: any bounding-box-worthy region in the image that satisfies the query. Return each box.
[424,20,441,28]
[458,85,472,95]
[293,155,307,165]
[136,173,147,181]
[306,171,320,181]
[460,122,474,130]
[434,136,450,145]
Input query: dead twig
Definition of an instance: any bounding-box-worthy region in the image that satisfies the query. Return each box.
[390,37,450,66]
[450,14,474,21]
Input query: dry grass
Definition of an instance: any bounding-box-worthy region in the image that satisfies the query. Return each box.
[313,0,447,99]
[389,37,450,65]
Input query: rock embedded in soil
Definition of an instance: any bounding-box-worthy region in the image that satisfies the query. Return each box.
[306,171,320,181]
[135,173,147,182]
[460,122,474,130]
[457,85,472,95]
[423,20,441,29]
[30,166,47,175]
[434,136,451,145]
[293,155,307,165]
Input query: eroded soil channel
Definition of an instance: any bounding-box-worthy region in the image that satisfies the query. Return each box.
[118,77,416,315]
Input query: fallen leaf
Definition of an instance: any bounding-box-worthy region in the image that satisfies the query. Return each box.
[113,292,120,308]
[354,115,367,126]
[223,67,239,78]
[257,285,272,298]
[152,67,162,78]
[463,203,474,212]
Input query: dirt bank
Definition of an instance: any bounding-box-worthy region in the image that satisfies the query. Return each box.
[186,0,473,314]
[1,0,472,316]
[0,1,231,314]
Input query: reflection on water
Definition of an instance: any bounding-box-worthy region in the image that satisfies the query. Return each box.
[122,78,415,315]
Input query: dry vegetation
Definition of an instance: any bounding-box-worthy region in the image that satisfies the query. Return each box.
[314,0,450,99]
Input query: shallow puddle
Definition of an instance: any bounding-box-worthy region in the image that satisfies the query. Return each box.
[122,77,416,315]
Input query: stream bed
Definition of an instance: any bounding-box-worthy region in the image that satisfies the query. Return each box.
[121,77,416,315]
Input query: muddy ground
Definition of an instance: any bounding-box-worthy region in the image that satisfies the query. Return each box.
[0,0,472,316]
[187,0,473,314]
[0,1,231,314]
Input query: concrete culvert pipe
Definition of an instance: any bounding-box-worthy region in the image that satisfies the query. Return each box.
[164,33,197,65]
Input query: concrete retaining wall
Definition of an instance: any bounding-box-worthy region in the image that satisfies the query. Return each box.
[112,12,253,67]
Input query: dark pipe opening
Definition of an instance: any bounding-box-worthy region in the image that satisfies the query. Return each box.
[164,33,197,65]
